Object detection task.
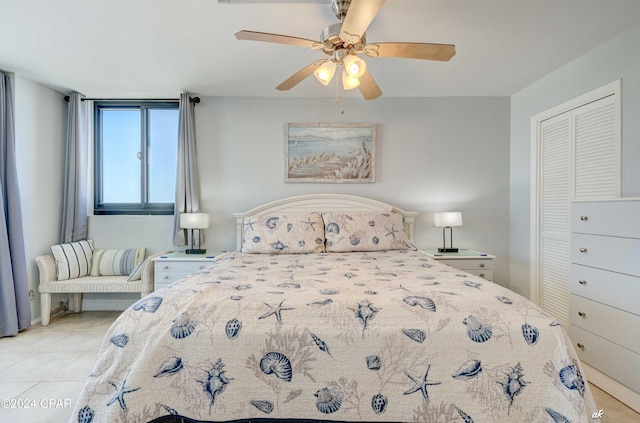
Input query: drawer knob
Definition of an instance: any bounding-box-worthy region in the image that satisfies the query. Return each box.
[199,266,204,269]
[479,273,485,278]
[578,311,586,318]
[577,343,585,350]
[163,265,169,270]
[579,280,587,285]
[580,215,589,221]
[163,276,169,280]
[479,263,485,268]
[579,248,587,253]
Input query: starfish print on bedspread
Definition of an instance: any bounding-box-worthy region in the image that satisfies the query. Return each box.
[258,299,294,323]
[403,364,441,400]
[106,370,140,410]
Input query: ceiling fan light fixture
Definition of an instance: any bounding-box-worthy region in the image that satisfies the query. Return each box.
[342,54,366,78]
[313,60,337,85]
[342,69,360,90]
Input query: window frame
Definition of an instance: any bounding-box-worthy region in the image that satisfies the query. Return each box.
[93,100,179,215]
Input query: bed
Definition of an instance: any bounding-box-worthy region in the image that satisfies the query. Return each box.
[71,194,597,423]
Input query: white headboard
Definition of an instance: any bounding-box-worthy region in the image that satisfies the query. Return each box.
[232,194,417,250]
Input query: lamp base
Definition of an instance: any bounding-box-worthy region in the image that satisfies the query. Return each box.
[185,249,206,254]
[438,248,459,253]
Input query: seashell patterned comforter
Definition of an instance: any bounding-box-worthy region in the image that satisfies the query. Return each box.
[71,250,597,422]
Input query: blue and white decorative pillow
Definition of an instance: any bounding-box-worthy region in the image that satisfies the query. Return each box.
[90,248,147,277]
[322,212,415,252]
[241,212,325,254]
[50,239,95,280]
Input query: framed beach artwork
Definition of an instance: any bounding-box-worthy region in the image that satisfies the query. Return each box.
[285,123,376,183]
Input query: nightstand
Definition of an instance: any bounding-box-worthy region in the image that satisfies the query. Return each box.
[421,249,496,281]
[153,252,223,290]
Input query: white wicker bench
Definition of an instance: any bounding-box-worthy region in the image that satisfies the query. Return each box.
[35,253,162,326]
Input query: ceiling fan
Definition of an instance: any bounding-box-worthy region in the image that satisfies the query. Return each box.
[235,0,456,100]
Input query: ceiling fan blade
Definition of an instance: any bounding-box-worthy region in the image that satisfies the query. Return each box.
[276,61,325,91]
[340,0,387,45]
[358,69,382,101]
[235,30,322,49]
[364,42,456,61]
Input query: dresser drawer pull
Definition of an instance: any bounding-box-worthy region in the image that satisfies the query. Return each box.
[163,265,169,270]
[479,263,485,268]
[199,266,205,270]
[578,311,586,318]
[578,280,587,285]
[479,273,485,278]
[577,343,585,350]
[163,276,169,280]
[580,215,589,221]
[579,248,587,253]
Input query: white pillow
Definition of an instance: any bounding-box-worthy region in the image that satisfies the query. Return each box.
[50,240,95,280]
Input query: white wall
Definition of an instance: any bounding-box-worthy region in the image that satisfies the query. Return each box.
[509,23,640,298]
[13,75,66,322]
[90,96,511,302]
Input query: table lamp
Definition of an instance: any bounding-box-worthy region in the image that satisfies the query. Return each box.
[180,212,210,254]
[433,211,463,253]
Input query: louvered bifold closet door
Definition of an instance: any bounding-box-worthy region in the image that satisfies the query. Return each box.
[540,112,572,327]
[573,94,620,200]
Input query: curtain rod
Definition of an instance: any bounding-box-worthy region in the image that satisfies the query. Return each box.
[63,96,200,103]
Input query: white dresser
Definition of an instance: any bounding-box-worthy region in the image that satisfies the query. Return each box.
[569,200,640,409]
[154,252,222,291]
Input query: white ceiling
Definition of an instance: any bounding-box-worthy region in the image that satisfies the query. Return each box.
[2,0,640,99]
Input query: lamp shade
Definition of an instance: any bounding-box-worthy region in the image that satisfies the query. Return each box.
[313,60,337,86]
[433,211,463,227]
[342,54,366,78]
[342,69,360,90]
[180,212,210,229]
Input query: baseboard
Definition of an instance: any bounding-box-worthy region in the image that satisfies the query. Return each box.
[583,362,640,413]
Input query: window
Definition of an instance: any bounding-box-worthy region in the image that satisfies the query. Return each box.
[94,101,179,215]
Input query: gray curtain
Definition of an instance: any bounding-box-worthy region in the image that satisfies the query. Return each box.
[0,72,30,337]
[173,93,202,246]
[60,92,88,243]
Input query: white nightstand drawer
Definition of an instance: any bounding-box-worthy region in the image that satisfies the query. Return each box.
[465,269,493,281]
[436,259,493,270]
[156,261,212,273]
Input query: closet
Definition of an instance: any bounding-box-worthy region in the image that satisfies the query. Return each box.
[532,80,620,327]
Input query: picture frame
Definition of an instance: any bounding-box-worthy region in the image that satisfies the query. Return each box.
[285,123,376,183]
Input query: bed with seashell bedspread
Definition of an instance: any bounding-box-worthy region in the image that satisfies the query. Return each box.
[70,195,597,423]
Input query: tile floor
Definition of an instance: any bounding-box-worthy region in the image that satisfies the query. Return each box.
[0,311,638,423]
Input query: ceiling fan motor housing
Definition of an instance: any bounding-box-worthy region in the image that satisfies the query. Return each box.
[332,0,352,20]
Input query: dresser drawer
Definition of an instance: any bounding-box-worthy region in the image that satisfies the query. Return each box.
[569,294,640,353]
[571,264,640,315]
[569,324,640,393]
[571,233,640,276]
[436,259,493,270]
[572,200,640,238]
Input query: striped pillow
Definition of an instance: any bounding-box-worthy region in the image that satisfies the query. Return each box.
[51,240,95,281]
[90,248,147,277]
